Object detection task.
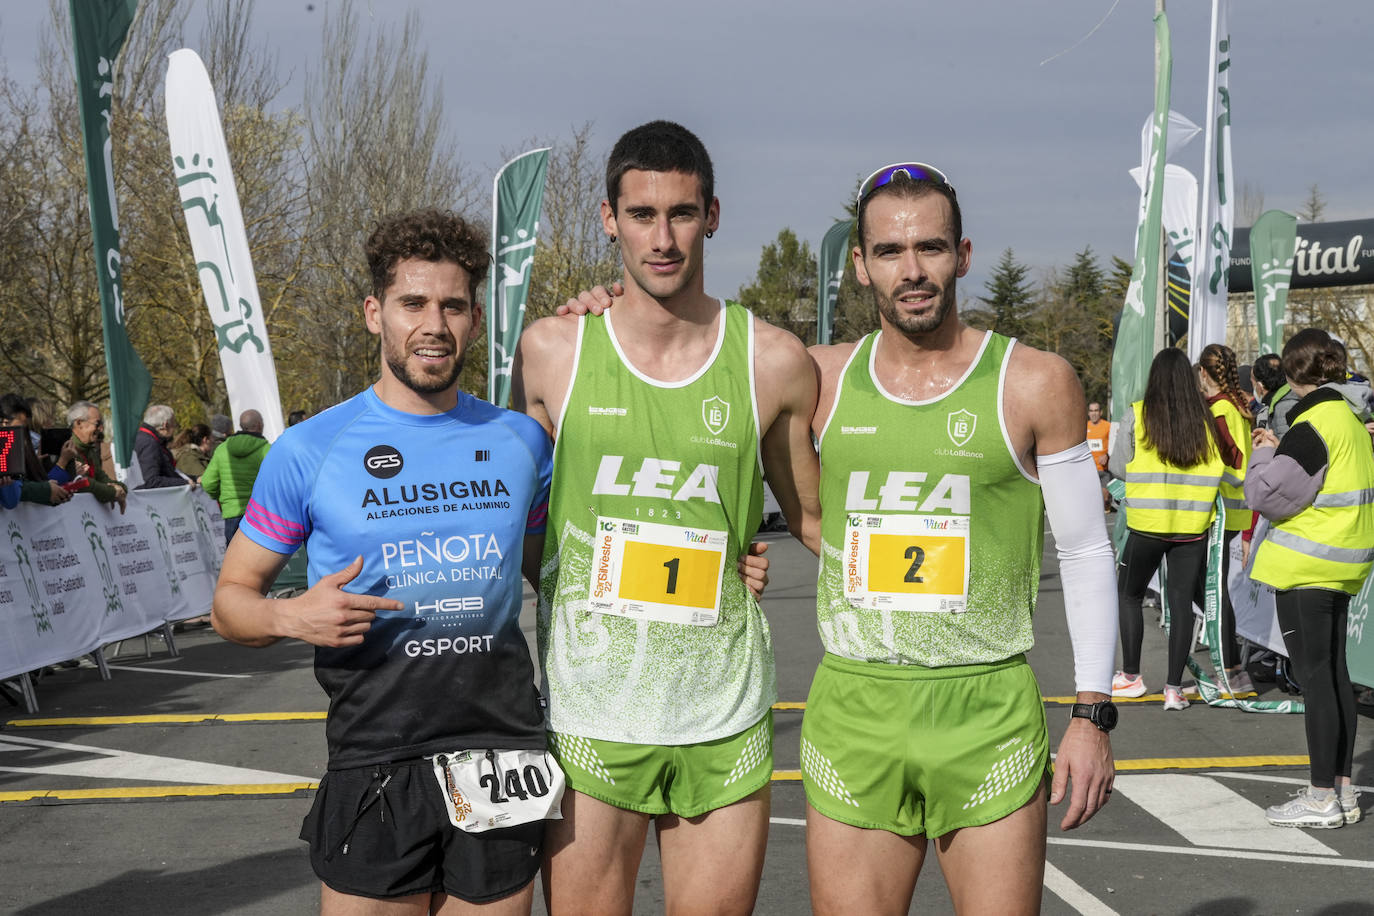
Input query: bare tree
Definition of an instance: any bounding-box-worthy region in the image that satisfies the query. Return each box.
[292,0,479,408]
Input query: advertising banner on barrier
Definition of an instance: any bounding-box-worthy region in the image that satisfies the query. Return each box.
[0,488,224,680]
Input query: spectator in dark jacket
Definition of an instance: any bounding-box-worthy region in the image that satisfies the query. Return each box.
[134,404,189,489]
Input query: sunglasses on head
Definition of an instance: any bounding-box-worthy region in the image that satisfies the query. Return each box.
[857,162,955,207]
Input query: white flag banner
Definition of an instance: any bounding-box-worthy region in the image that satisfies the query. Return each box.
[1192,0,1234,360]
[165,48,285,441]
[1130,164,1199,280]
[1128,111,1201,258]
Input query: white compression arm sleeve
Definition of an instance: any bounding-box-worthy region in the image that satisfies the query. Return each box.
[1037,441,1118,695]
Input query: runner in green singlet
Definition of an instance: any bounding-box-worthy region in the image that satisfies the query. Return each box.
[512,121,821,916]
[804,164,1120,915]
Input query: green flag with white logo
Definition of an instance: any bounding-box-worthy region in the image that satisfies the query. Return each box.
[69,0,149,470]
[1110,11,1171,423]
[1249,209,1297,356]
[816,219,853,346]
[487,148,550,408]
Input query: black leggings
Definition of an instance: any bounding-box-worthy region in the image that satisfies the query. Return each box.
[1193,528,1240,668]
[1118,530,1208,687]
[1275,588,1356,788]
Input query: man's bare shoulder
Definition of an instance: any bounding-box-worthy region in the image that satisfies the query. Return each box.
[752,317,813,377]
[1007,340,1082,402]
[808,341,861,381]
[521,312,581,356]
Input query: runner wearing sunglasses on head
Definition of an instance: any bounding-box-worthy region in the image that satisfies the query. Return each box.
[800,162,1119,915]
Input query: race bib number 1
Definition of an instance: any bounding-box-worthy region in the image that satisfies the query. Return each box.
[843,513,970,612]
[431,749,565,834]
[587,516,728,626]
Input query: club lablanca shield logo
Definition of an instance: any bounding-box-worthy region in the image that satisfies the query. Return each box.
[947,409,977,447]
[702,396,730,436]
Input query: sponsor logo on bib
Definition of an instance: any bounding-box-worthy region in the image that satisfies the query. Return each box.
[947,410,977,447]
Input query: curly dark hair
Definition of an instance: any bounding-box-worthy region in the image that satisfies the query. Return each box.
[365,209,490,302]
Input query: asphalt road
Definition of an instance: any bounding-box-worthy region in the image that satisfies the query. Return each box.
[2,520,1372,915]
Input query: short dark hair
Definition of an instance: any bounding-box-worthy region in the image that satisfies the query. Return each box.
[1282,328,1347,387]
[0,393,30,422]
[605,120,714,214]
[1251,354,1284,393]
[857,173,962,252]
[365,209,490,303]
[287,410,307,426]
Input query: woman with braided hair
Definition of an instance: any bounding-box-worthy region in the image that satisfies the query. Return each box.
[1197,343,1256,694]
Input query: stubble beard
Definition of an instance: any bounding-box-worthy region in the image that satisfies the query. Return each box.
[383,333,465,396]
[875,278,957,336]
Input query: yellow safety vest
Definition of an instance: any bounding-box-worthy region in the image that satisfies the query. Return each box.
[1124,401,1223,535]
[1251,397,1374,594]
[1211,397,1254,532]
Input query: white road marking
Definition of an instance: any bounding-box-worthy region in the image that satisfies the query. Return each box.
[1043,862,1119,915]
[769,816,806,826]
[1049,837,1374,870]
[1112,774,1337,856]
[0,735,308,784]
[1209,771,1374,793]
[106,665,250,679]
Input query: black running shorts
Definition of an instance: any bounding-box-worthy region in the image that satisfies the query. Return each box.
[300,760,543,903]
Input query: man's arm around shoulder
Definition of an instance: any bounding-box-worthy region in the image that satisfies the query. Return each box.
[512,314,580,438]
[755,321,821,555]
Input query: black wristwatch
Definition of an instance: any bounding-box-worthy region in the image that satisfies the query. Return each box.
[1070,700,1118,732]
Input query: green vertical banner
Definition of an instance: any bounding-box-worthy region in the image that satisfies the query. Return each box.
[69,0,149,470]
[1109,11,1171,423]
[487,148,550,407]
[1345,570,1374,689]
[1248,209,1298,356]
[816,219,853,346]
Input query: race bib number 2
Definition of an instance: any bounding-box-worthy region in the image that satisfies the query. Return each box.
[431,749,565,834]
[588,516,728,626]
[843,513,970,612]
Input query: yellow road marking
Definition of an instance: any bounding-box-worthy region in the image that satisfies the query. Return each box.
[11,695,1269,727]
[1,756,1311,804]
[0,782,318,803]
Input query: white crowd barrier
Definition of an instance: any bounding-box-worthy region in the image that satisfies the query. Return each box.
[0,487,225,681]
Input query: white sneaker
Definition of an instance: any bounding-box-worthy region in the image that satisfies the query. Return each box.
[1112,671,1147,698]
[1224,669,1256,695]
[1162,687,1189,711]
[1266,787,1344,829]
[1339,787,1362,825]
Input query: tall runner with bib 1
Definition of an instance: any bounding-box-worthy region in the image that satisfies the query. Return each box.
[538,302,771,745]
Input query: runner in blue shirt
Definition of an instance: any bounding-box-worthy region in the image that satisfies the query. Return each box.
[213,209,556,915]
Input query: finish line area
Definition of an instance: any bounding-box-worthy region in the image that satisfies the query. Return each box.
[2,533,1371,914]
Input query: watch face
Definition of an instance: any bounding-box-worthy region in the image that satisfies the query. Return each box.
[1096,702,1119,730]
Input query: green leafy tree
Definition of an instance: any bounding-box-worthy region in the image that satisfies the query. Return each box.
[738,228,817,341]
[967,248,1033,337]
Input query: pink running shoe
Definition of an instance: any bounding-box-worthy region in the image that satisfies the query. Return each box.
[1111,671,1147,698]
[1163,687,1190,711]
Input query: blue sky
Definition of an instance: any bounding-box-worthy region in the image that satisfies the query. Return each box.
[4,0,1372,304]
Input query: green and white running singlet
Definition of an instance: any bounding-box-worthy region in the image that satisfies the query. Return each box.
[815,330,1044,666]
[538,302,771,745]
